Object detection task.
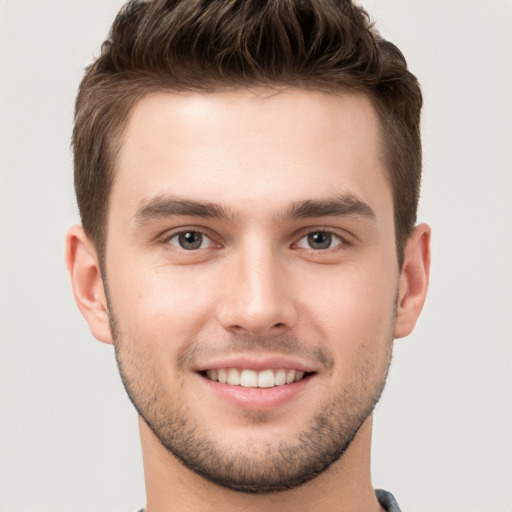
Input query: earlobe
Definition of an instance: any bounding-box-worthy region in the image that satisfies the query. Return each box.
[394,223,431,339]
[65,225,113,344]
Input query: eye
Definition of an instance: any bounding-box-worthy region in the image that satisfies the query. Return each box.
[166,231,214,250]
[296,230,344,250]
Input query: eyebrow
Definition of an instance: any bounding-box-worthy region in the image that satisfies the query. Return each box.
[284,194,375,221]
[135,195,237,225]
[134,193,375,226]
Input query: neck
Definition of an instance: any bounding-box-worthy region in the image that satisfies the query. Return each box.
[139,415,384,512]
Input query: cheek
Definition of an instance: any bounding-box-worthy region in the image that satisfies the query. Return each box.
[106,260,217,349]
[297,261,397,354]
[305,260,396,314]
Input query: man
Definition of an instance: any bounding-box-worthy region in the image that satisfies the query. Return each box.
[66,0,430,510]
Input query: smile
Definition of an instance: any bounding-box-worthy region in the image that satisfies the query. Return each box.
[204,368,308,388]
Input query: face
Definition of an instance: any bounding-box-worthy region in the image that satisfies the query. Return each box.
[103,90,401,492]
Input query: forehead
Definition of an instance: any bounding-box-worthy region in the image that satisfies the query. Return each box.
[111,89,391,223]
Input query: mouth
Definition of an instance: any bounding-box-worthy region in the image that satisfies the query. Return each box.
[194,356,318,410]
[201,368,311,388]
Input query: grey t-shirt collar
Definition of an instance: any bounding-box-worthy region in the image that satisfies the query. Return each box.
[376,489,403,512]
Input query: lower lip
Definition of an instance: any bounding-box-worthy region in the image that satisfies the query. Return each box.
[198,373,312,410]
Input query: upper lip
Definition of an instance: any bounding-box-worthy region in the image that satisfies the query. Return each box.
[194,355,318,373]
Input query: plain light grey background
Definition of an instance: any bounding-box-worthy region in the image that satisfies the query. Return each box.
[1,1,511,511]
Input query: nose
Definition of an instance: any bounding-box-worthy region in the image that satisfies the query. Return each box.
[217,244,298,336]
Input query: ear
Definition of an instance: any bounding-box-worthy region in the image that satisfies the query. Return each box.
[394,223,431,339]
[65,225,113,344]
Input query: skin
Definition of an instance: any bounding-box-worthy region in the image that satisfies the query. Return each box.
[66,89,430,512]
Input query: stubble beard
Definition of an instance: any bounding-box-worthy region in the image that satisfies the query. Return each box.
[108,306,394,494]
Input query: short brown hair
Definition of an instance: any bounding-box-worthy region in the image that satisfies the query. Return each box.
[73,0,422,266]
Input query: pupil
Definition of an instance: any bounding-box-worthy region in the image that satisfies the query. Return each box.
[179,231,202,250]
[308,231,331,249]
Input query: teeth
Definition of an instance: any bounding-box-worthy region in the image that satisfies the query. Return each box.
[204,368,308,387]
[218,368,228,384]
[227,368,241,385]
[286,370,296,384]
[240,369,257,387]
[257,369,275,388]
[275,368,286,385]
[206,369,218,381]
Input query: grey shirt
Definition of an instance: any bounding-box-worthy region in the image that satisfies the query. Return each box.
[376,489,402,512]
